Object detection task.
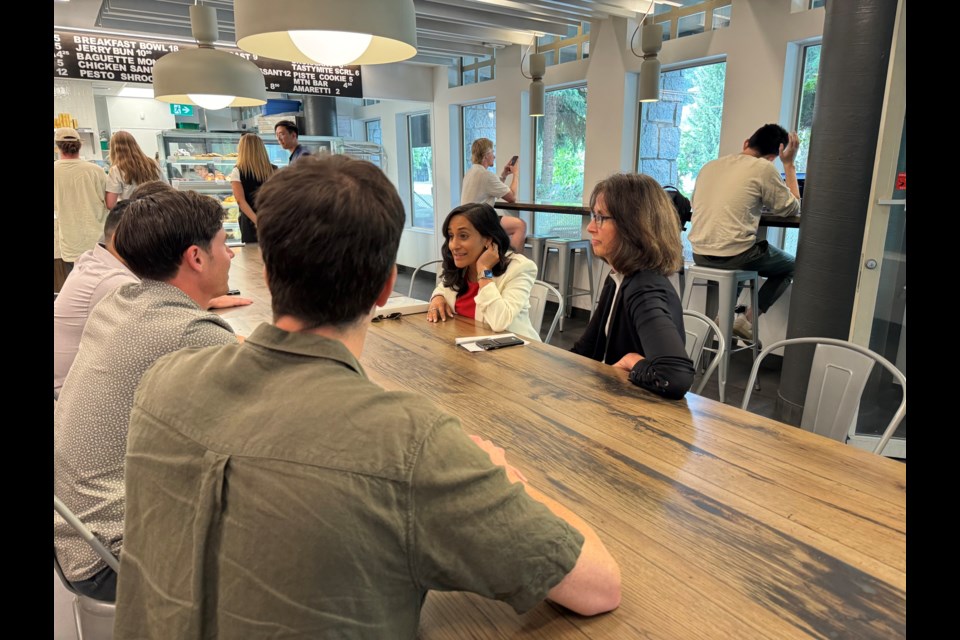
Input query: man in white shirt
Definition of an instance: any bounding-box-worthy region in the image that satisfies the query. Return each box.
[689,124,802,339]
[53,127,108,291]
[462,138,526,252]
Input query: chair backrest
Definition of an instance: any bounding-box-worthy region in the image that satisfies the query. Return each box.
[682,310,725,396]
[529,280,564,344]
[54,496,119,638]
[741,337,906,455]
[407,259,443,299]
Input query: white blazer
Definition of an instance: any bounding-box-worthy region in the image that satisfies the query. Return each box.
[431,253,542,342]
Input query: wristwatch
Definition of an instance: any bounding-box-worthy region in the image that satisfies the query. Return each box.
[478,269,494,280]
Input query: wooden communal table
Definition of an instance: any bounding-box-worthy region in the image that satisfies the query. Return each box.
[220,247,905,639]
[495,201,801,230]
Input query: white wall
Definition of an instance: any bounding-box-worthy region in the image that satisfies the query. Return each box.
[104,96,176,159]
[53,78,102,160]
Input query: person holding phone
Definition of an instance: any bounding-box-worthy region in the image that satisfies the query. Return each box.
[428,203,541,342]
[461,138,527,252]
[571,173,695,400]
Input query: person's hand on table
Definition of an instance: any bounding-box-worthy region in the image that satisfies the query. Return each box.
[612,352,643,371]
[427,294,454,323]
[779,131,800,165]
[208,295,253,309]
[469,435,528,484]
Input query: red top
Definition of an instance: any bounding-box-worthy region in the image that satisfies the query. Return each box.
[455,280,480,318]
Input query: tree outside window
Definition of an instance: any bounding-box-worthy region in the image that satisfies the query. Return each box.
[637,62,726,261]
[534,86,588,239]
[462,102,496,177]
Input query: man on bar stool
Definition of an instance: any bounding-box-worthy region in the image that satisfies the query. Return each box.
[114,156,620,638]
[462,137,527,252]
[688,123,802,340]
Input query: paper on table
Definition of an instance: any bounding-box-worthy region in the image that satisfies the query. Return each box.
[455,332,530,353]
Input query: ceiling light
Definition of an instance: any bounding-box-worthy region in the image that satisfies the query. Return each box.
[234,0,418,66]
[529,53,546,117]
[152,5,267,109]
[638,23,663,102]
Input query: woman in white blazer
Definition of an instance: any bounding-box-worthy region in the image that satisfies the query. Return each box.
[427,203,541,342]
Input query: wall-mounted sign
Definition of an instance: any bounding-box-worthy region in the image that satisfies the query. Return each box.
[54,30,363,99]
[170,104,195,116]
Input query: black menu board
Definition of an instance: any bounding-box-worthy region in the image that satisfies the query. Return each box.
[54,30,363,98]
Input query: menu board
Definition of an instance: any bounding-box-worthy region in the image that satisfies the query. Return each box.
[54,30,363,98]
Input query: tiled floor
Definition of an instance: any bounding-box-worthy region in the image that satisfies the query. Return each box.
[396,267,787,422]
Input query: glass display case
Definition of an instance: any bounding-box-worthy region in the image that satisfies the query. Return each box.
[157,130,344,243]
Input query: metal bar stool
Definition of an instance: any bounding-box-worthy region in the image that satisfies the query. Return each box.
[524,234,557,271]
[681,265,760,404]
[539,238,596,332]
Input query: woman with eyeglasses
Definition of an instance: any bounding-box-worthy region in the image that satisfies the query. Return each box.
[427,203,541,342]
[571,173,695,399]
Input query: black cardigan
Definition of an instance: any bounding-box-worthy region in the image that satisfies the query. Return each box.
[571,271,695,399]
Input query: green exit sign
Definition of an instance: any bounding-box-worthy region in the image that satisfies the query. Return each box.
[170,104,195,117]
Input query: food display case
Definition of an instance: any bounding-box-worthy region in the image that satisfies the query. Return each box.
[157,131,344,243]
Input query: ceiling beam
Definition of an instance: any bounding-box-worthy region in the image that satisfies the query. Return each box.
[419,0,581,30]
[417,37,495,57]
[416,17,533,46]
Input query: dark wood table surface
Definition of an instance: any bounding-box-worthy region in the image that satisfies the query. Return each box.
[219,246,906,639]
[495,201,801,229]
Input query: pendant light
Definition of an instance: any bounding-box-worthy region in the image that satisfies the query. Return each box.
[152,4,267,110]
[638,23,664,103]
[234,0,417,66]
[529,53,546,118]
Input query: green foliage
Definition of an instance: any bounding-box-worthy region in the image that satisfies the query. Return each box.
[412,147,432,183]
[676,63,726,197]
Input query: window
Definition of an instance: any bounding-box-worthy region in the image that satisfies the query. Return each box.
[783,43,821,256]
[654,1,732,41]
[534,86,588,239]
[407,113,434,229]
[536,23,590,67]
[637,61,726,262]
[364,119,382,168]
[462,101,496,177]
[460,54,495,86]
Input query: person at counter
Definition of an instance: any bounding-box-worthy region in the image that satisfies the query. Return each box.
[572,173,695,400]
[54,127,107,292]
[104,131,164,209]
[688,123,802,340]
[229,133,277,243]
[428,203,541,341]
[462,138,527,252]
[113,155,620,638]
[274,119,311,163]
[54,188,241,602]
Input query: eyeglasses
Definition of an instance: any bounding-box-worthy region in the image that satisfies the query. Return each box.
[590,211,614,228]
[372,312,402,323]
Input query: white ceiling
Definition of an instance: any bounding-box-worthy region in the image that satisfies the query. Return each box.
[54,0,667,66]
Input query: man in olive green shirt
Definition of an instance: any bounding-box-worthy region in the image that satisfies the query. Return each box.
[116,156,620,638]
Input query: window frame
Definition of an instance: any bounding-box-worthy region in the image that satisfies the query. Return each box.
[405,111,434,231]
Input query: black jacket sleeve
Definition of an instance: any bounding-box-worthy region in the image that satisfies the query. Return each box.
[622,282,695,399]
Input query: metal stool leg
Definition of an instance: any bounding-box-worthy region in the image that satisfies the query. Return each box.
[749,275,761,391]
[584,244,596,311]
[557,247,573,332]
[715,275,737,405]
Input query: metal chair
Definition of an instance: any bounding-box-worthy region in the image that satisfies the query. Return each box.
[54,496,120,640]
[407,259,443,299]
[682,310,725,397]
[740,338,906,455]
[528,280,564,344]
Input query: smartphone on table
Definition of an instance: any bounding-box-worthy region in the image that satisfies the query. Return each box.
[475,336,525,350]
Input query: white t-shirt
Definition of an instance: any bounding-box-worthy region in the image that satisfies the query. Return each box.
[105,163,164,201]
[461,164,511,206]
[229,167,241,182]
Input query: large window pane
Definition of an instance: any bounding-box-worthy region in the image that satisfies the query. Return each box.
[784,43,821,255]
[462,101,496,177]
[534,86,588,239]
[364,119,382,168]
[678,12,705,37]
[408,113,434,230]
[637,62,726,262]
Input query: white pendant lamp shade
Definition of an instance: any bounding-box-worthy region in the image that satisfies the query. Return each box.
[529,53,546,118]
[638,23,663,103]
[235,0,418,66]
[153,5,267,108]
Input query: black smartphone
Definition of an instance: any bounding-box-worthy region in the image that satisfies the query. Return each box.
[508,155,519,166]
[476,336,525,350]
[227,288,241,295]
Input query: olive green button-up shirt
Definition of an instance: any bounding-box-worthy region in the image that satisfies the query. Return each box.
[116,323,583,639]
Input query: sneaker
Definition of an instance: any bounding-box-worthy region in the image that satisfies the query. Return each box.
[732,314,753,341]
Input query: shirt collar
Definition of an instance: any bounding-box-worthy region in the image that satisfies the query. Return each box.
[245,323,366,377]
